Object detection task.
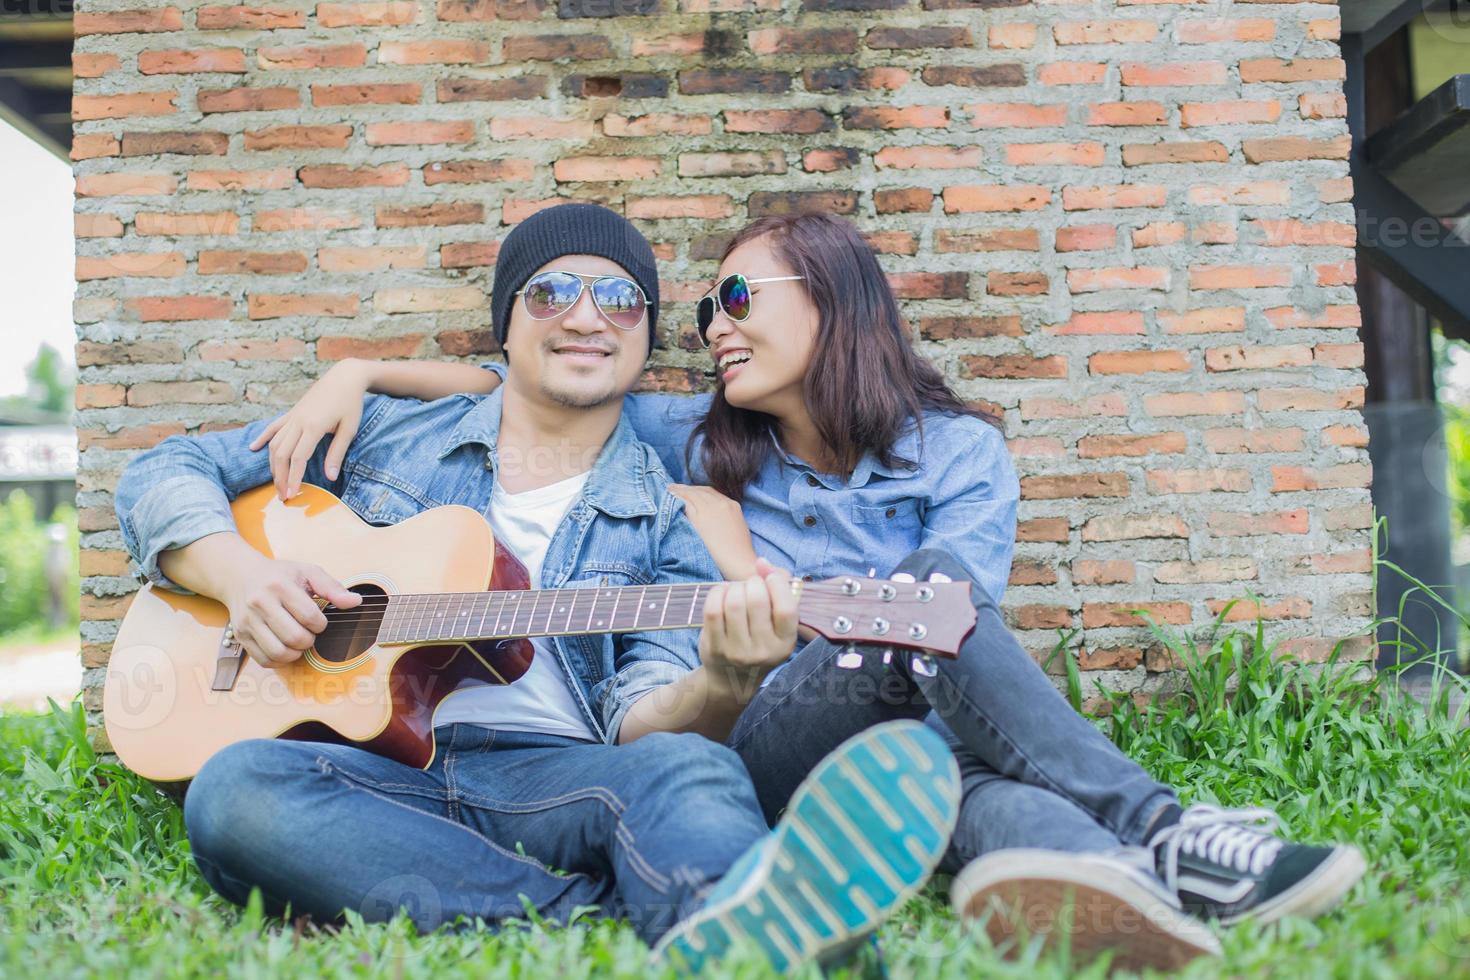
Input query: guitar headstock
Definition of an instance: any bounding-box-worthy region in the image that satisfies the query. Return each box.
[795,576,977,659]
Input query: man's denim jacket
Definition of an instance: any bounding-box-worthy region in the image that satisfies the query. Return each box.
[114,386,719,745]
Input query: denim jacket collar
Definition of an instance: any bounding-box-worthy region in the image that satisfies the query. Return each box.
[437,385,657,519]
[770,425,922,490]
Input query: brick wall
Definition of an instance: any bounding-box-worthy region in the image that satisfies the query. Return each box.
[74,0,1372,735]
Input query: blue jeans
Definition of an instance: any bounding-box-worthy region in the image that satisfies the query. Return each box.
[184,725,769,942]
[727,549,1179,871]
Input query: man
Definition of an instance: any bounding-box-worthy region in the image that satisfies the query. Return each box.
[114,203,961,972]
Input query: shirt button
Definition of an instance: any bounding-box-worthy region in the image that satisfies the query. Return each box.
[885,507,897,518]
[801,574,814,582]
[803,515,816,527]
[806,475,820,487]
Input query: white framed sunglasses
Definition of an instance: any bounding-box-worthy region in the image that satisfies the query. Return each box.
[695,274,805,348]
[515,270,648,331]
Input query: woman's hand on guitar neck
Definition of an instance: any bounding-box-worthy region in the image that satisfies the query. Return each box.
[250,358,504,502]
[699,559,800,698]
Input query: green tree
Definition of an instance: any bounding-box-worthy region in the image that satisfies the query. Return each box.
[25,343,72,416]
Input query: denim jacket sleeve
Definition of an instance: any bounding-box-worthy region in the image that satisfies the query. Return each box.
[916,421,1020,605]
[114,395,389,593]
[597,496,720,744]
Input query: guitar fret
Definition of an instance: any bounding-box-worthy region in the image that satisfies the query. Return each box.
[657,584,671,627]
[564,588,578,635]
[585,587,598,633]
[605,587,620,633]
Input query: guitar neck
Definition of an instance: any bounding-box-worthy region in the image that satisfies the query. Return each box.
[375,583,717,645]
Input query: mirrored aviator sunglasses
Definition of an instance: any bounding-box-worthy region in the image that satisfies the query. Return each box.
[695,273,805,348]
[518,270,648,331]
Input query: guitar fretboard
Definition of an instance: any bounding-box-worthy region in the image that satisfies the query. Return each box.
[375,584,717,645]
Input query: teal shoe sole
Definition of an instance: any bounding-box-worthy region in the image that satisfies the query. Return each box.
[654,720,961,974]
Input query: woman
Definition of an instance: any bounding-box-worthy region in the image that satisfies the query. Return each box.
[257,212,1362,970]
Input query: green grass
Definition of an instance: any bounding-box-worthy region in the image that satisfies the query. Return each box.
[2,612,1468,977]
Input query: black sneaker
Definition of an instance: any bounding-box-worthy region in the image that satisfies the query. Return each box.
[1148,804,1366,926]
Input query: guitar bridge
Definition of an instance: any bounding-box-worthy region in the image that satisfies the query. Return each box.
[211,625,246,692]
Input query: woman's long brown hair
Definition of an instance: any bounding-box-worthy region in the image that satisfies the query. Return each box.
[691,212,999,499]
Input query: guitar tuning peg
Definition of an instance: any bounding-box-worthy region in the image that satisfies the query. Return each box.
[835,646,863,670]
[910,654,938,678]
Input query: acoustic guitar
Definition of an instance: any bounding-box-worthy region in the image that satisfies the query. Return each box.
[103,483,977,782]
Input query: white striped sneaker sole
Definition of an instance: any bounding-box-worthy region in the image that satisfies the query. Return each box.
[653,720,961,974]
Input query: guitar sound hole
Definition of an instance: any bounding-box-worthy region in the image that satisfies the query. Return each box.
[315,585,388,664]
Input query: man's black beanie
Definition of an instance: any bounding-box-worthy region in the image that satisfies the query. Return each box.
[490,203,659,353]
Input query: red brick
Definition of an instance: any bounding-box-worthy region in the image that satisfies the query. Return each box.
[1021,473,1130,499]
[244,125,352,151]
[438,77,547,103]
[1039,62,1106,86]
[867,186,930,214]
[73,53,122,78]
[867,26,973,50]
[919,64,1021,89]
[318,246,427,273]
[72,133,121,160]
[1177,18,1275,43]
[920,316,1023,340]
[1323,424,1369,448]
[844,106,950,130]
[1021,393,1128,419]
[1180,100,1280,127]
[1147,468,1252,494]
[1291,550,1372,576]
[312,83,422,106]
[1062,184,1166,210]
[679,70,790,96]
[75,8,184,34]
[1121,62,1227,87]
[258,45,366,70]
[1188,181,1290,206]
[134,211,239,236]
[1208,597,1312,623]
[1083,602,1191,629]
[962,354,1065,380]
[491,117,596,140]
[80,550,133,578]
[1008,142,1105,166]
[1324,504,1373,531]
[76,252,185,280]
[678,151,786,178]
[1204,345,1312,372]
[1012,605,1073,631]
[73,91,178,120]
[1144,391,1245,416]
[1243,136,1351,163]
[1054,20,1157,44]
[1073,560,1135,585]
[1208,509,1308,536]
[988,24,1037,49]
[1158,307,1244,334]
[376,203,484,227]
[725,109,833,134]
[1270,464,1373,492]
[75,214,124,238]
[78,423,187,451]
[1090,350,1189,374]
[1250,219,1356,248]
[802,148,859,173]
[1122,141,1228,165]
[1317,261,1356,286]
[197,87,300,114]
[127,381,236,407]
[1154,558,1256,584]
[875,146,984,169]
[748,191,858,217]
[633,34,705,57]
[80,595,132,621]
[1007,437,1065,458]
[441,241,502,268]
[943,185,1050,213]
[186,169,296,192]
[626,195,735,220]
[1189,264,1291,290]
[748,28,858,55]
[1314,342,1364,369]
[374,288,484,313]
[604,113,712,137]
[1132,221,1186,247]
[424,160,536,185]
[1044,311,1145,336]
[254,205,360,230]
[379,40,488,64]
[1308,18,1341,41]
[1087,102,1167,126]
[966,104,1068,128]
[936,230,1041,253]
[139,48,246,74]
[890,272,969,299]
[1009,560,1058,586]
[318,2,419,27]
[76,384,126,409]
[436,329,501,356]
[1018,518,1070,543]
[317,335,426,360]
[122,297,231,322]
[1265,305,1360,330]
[300,164,411,189]
[196,6,304,29]
[1258,387,1364,412]
[1202,428,1304,453]
[436,0,544,21]
[1240,58,1345,83]
[865,232,919,256]
[1068,267,1169,292]
[366,121,475,146]
[552,157,660,182]
[197,250,309,276]
[121,131,229,156]
[1299,93,1347,120]
[198,338,310,361]
[986,271,1048,296]
[1078,433,1187,458]
[76,173,179,199]
[247,294,360,320]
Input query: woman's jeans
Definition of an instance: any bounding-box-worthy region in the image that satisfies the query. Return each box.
[727,548,1179,873]
[183,725,769,942]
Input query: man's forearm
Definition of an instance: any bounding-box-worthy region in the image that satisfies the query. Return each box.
[616,667,763,744]
[355,359,502,400]
[157,531,262,602]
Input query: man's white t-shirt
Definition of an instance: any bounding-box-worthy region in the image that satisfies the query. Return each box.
[433,470,598,741]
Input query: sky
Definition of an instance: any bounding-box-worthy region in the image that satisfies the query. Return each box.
[0,116,76,398]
